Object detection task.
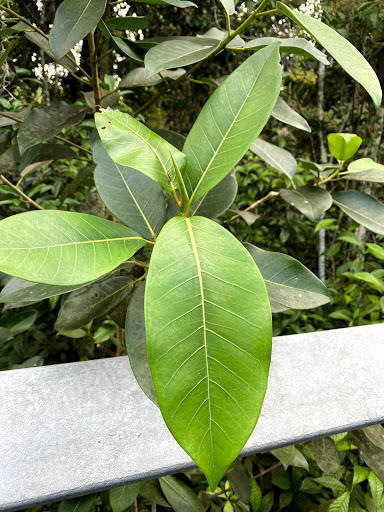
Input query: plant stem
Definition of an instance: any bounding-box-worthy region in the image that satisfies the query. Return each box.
[0,4,92,83]
[224,190,279,224]
[87,31,102,112]
[0,174,44,210]
[207,462,282,499]
[115,325,125,356]
[132,2,277,118]
[225,10,232,35]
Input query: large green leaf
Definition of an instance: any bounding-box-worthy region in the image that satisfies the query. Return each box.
[17,102,88,154]
[245,37,330,65]
[362,425,384,451]
[95,108,186,192]
[250,138,297,180]
[109,483,140,512]
[328,133,362,162]
[159,476,205,512]
[313,437,340,474]
[125,283,157,405]
[0,211,145,286]
[280,186,332,221]
[50,0,107,60]
[332,190,384,236]
[119,67,185,88]
[345,158,384,183]
[144,38,220,78]
[227,464,252,502]
[0,277,85,304]
[55,277,132,331]
[93,140,166,240]
[350,430,384,483]
[145,216,272,489]
[244,244,330,311]
[272,97,311,133]
[183,43,282,203]
[276,2,382,108]
[58,494,96,512]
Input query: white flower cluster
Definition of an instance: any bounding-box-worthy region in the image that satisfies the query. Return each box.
[299,0,323,20]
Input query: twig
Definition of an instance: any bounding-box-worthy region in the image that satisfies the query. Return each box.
[206,462,282,499]
[0,174,44,210]
[224,191,279,224]
[87,31,102,112]
[132,2,276,118]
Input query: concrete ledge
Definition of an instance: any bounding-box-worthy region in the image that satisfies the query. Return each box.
[1,324,384,511]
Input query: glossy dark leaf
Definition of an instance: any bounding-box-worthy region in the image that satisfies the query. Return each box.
[139,480,169,507]
[18,144,78,171]
[58,494,96,512]
[250,138,297,180]
[280,186,332,221]
[0,277,85,304]
[333,190,384,236]
[227,464,252,502]
[50,0,107,60]
[55,277,132,331]
[125,283,157,405]
[106,16,148,32]
[93,140,166,239]
[17,102,88,154]
[98,20,144,62]
[0,310,38,336]
[245,243,330,311]
[350,430,384,483]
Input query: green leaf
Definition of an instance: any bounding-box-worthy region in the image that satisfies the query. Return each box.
[139,480,170,507]
[159,476,204,512]
[280,186,332,221]
[276,2,382,108]
[314,476,346,492]
[350,431,384,483]
[271,445,308,471]
[18,144,78,171]
[50,0,107,60]
[328,492,351,512]
[272,97,311,132]
[245,37,330,65]
[332,190,384,236]
[313,437,340,474]
[95,108,186,192]
[144,38,220,78]
[345,158,384,183]
[183,43,282,203]
[98,20,144,62]
[0,326,13,344]
[119,67,185,88]
[55,277,132,331]
[328,133,362,162]
[106,16,148,32]
[368,472,383,511]
[0,310,37,336]
[133,0,196,6]
[352,466,370,488]
[17,102,88,154]
[245,244,330,311]
[93,140,166,240]
[250,138,297,180]
[219,0,235,15]
[125,283,157,405]
[0,211,145,286]
[227,464,252,502]
[342,272,384,293]
[260,491,274,512]
[0,277,85,304]
[363,425,384,451]
[250,481,262,512]
[58,494,96,512]
[109,483,140,512]
[145,216,272,489]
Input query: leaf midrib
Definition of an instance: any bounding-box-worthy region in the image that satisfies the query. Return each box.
[0,236,143,250]
[333,198,384,229]
[185,217,213,463]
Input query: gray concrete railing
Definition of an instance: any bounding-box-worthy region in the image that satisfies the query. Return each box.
[1,324,384,511]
